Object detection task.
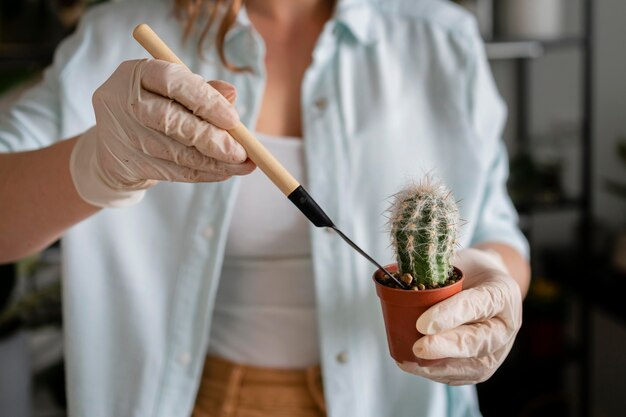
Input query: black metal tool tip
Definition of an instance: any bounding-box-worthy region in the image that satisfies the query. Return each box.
[329,226,408,289]
[288,185,408,290]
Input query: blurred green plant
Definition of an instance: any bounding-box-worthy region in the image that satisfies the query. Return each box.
[0,253,62,339]
[508,150,563,207]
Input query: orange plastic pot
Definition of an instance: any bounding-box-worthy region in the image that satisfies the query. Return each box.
[373,264,464,363]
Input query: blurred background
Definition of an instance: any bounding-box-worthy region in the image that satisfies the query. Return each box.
[0,0,625,416]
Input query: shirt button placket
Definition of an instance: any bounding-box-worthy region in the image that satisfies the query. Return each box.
[177,352,191,367]
[314,97,328,112]
[202,226,214,238]
[336,351,349,364]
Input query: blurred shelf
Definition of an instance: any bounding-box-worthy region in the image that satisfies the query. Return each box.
[515,197,583,215]
[486,40,544,60]
[540,36,586,50]
[486,36,585,60]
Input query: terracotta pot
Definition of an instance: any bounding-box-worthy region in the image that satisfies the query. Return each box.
[373,264,465,363]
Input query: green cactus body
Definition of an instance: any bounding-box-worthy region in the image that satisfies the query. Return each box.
[389,181,459,288]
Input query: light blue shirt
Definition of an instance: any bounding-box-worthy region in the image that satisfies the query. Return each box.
[0,0,528,416]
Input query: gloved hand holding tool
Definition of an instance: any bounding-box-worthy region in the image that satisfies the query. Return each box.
[397,248,523,385]
[70,57,255,208]
[129,23,403,287]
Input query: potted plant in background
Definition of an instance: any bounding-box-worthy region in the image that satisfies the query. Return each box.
[499,0,565,40]
[373,179,465,363]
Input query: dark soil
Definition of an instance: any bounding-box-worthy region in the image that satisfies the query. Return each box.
[377,269,461,291]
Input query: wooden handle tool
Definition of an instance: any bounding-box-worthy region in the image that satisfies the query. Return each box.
[133,23,299,196]
[132,24,404,288]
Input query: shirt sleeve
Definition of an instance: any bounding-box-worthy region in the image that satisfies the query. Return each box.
[471,142,530,259]
[0,14,91,153]
[464,23,530,259]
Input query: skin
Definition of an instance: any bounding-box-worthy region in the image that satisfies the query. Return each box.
[0,137,99,263]
[475,242,531,297]
[0,0,530,299]
[247,0,334,137]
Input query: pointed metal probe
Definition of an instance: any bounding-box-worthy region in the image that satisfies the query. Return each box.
[329,226,404,287]
[287,185,407,289]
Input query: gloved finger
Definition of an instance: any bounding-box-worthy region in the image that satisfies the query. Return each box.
[420,344,510,386]
[208,80,237,104]
[151,158,254,182]
[453,248,509,280]
[135,132,256,176]
[413,317,513,359]
[138,155,236,183]
[99,133,243,184]
[396,359,487,385]
[397,357,493,386]
[416,276,508,335]
[215,159,256,176]
[133,90,247,163]
[397,343,510,385]
[139,60,240,129]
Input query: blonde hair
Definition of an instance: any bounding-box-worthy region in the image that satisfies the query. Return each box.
[174,0,248,71]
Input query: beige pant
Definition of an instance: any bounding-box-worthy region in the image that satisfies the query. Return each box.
[192,356,327,417]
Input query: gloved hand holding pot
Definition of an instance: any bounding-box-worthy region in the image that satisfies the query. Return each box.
[373,179,523,386]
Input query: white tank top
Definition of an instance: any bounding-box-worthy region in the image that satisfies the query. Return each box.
[207,133,320,368]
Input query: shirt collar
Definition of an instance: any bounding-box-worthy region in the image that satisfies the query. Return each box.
[227,0,379,45]
[334,0,379,44]
[224,5,252,44]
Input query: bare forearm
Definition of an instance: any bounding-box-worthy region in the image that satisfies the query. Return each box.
[474,242,531,298]
[0,137,100,263]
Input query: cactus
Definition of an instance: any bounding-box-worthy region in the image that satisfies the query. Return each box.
[388,179,459,288]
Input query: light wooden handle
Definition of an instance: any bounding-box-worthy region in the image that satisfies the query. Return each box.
[132,24,300,196]
[226,124,301,195]
[133,24,188,68]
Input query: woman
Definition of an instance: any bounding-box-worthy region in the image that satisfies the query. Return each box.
[0,0,530,416]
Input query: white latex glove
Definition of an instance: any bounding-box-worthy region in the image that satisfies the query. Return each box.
[397,248,523,385]
[70,59,255,207]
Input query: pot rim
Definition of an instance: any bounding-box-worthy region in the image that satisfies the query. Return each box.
[373,263,464,293]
